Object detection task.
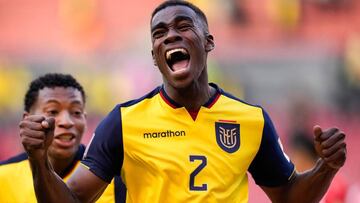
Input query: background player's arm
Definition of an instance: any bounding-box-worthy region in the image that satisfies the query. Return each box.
[30,158,108,203]
[21,115,108,203]
[260,126,346,203]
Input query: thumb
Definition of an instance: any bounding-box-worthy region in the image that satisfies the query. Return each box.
[41,117,55,131]
[313,125,323,141]
[42,117,55,149]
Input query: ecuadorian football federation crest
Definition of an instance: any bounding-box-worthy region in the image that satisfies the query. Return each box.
[215,122,240,153]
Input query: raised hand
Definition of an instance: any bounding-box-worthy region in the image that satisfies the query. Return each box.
[313,125,347,170]
[19,115,55,161]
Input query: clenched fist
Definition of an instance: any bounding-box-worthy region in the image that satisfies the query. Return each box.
[19,115,55,160]
[313,125,347,170]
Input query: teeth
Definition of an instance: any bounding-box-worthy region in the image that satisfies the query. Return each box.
[166,48,187,60]
[57,135,73,141]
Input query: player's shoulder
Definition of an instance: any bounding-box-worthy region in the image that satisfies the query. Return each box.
[76,144,86,160]
[119,86,161,108]
[0,153,28,175]
[0,153,33,191]
[98,86,162,127]
[0,152,28,166]
[216,83,263,110]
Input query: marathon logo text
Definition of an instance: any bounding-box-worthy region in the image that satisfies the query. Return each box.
[143,130,186,139]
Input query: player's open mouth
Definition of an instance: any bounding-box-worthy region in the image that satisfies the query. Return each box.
[165,48,190,72]
[56,134,74,141]
[54,133,76,148]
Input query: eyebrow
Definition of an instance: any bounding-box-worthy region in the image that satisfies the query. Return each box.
[151,15,194,33]
[151,22,167,33]
[45,99,83,106]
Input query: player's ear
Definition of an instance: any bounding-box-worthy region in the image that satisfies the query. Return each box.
[151,50,158,66]
[205,34,214,52]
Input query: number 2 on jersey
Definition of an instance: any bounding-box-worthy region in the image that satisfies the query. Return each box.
[189,155,207,191]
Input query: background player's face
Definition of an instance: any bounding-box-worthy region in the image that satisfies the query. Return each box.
[26,87,86,160]
[151,5,214,89]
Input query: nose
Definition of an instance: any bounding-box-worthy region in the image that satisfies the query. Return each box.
[164,28,182,44]
[56,111,74,129]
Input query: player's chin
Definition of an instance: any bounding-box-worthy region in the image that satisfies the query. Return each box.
[169,78,194,89]
[48,146,78,160]
[166,73,195,89]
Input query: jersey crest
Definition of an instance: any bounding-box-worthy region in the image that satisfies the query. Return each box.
[215,121,240,153]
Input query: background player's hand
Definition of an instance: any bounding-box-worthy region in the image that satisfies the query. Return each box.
[313,125,346,170]
[19,115,55,161]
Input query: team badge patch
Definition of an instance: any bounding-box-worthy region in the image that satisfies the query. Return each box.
[215,122,240,153]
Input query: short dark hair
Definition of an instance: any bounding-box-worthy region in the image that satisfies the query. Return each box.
[24,73,86,112]
[151,0,209,33]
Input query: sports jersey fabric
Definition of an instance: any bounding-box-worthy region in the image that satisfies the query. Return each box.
[82,83,295,203]
[0,144,122,203]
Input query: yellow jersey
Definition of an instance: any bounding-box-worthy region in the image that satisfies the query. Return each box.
[82,83,295,203]
[0,144,123,203]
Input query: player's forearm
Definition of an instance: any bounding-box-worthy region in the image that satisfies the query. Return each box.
[285,159,338,203]
[29,157,80,203]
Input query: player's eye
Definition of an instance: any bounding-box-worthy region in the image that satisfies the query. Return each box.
[72,111,83,116]
[152,29,166,39]
[46,110,58,116]
[178,24,191,31]
[70,108,84,117]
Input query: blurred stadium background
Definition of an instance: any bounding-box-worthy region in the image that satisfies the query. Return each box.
[0,0,359,202]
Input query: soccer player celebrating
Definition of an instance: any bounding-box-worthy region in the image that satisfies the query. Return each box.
[0,73,123,202]
[21,1,346,203]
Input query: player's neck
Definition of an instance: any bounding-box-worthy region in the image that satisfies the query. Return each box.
[164,74,215,111]
[48,154,76,177]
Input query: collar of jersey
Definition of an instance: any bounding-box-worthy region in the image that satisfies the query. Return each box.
[59,144,85,178]
[159,83,221,109]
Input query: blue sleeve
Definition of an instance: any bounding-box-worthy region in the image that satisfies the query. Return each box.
[81,105,124,183]
[248,109,295,187]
